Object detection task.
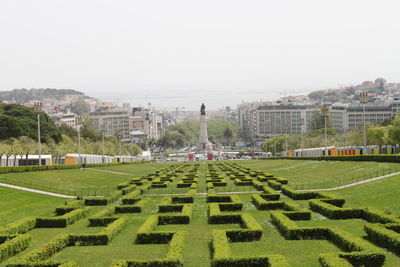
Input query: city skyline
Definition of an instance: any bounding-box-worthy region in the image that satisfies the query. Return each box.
[1,0,400,110]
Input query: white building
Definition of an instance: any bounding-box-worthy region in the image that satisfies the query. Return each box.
[91,110,131,141]
[0,155,52,166]
[331,102,395,132]
[255,103,320,140]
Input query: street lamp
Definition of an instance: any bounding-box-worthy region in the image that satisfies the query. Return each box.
[101,130,105,163]
[117,132,123,161]
[77,116,83,164]
[300,117,305,156]
[284,123,288,156]
[33,102,43,166]
[321,105,329,156]
[360,92,368,154]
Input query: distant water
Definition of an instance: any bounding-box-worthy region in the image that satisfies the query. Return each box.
[98,89,308,110]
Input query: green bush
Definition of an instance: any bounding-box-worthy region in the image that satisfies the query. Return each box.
[70,217,127,246]
[267,180,282,190]
[36,208,90,228]
[88,205,115,226]
[113,231,187,267]
[210,229,290,267]
[0,161,148,174]
[121,184,137,195]
[270,210,385,266]
[259,154,400,163]
[319,254,352,267]
[122,190,142,204]
[84,191,122,206]
[55,200,84,216]
[364,223,400,253]
[116,199,149,213]
[0,218,36,234]
[18,234,70,263]
[0,234,31,262]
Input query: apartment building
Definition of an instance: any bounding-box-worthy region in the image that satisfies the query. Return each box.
[91,110,131,141]
[238,100,400,142]
[331,102,394,132]
[255,104,320,139]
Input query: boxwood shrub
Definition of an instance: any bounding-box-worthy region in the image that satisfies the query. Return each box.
[0,234,31,262]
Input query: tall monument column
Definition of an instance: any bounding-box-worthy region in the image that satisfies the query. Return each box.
[198,103,213,153]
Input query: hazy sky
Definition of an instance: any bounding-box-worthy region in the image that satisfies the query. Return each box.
[1,0,400,109]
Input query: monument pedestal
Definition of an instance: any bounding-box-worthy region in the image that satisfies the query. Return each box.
[197,114,213,154]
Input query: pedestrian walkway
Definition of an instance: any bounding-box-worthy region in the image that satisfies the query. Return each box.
[0,182,76,198]
[300,170,400,192]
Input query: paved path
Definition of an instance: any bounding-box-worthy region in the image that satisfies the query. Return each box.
[299,170,400,192]
[0,182,76,198]
[83,168,132,176]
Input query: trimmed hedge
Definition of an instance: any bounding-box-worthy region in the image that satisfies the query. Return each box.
[270,210,386,266]
[207,205,262,242]
[259,154,400,163]
[35,208,90,228]
[210,230,290,267]
[135,216,173,244]
[310,200,399,223]
[55,200,84,216]
[319,254,352,267]
[364,223,400,253]
[17,234,70,263]
[281,186,345,205]
[0,234,31,262]
[88,205,116,226]
[0,161,148,174]
[84,191,122,206]
[113,231,187,267]
[70,217,127,246]
[267,180,282,190]
[116,199,149,213]
[0,218,36,234]
[122,190,143,204]
[121,184,137,195]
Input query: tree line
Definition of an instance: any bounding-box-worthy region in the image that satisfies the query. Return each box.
[0,104,141,165]
[158,118,239,149]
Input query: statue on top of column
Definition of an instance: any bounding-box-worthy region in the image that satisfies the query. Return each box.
[200,103,206,115]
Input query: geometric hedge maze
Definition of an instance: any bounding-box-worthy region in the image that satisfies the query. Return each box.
[0,161,399,266]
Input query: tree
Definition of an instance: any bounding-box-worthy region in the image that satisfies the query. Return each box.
[306,128,336,138]
[71,99,90,116]
[223,127,233,145]
[368,125,389,150]
[18,136,36,163]
[308,110,332,131]
[0,103,62,143]
[388,113,400,144]
[0,142,7,166]
[59,124,78,138]
[158,118,241,149]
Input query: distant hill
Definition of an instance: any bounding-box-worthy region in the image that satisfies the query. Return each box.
[0,88,87,103]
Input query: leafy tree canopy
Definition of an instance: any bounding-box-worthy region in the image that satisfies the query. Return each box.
[0,104,62,143]
[158,118,240,148]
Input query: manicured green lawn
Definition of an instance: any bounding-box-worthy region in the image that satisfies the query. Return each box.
[332,174,400,216]
[237,159,400,189]
[0,187,65,226]
[0,162,171,195]
[94,162,173,175]
[1,161,400,266]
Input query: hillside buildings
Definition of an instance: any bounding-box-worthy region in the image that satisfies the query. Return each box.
[239,100,400,142]
[90,104,166,143]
